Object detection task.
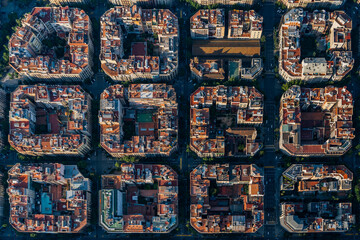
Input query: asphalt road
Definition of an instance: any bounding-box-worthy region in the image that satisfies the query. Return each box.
[0,0,360,239]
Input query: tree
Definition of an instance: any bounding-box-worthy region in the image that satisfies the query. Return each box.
[186,145,192,153]
[355,144,360,151]
[210,188,218,196]
[2,52,9,63]
[238,144,245,152]
[260,35,266,43]
[17,154,26,161]
[228,76,237,83]
[115,161,120,169]
[121,156,139,163]
[281,80,304,92]
[203,157,214,162]
[355,183,360,202]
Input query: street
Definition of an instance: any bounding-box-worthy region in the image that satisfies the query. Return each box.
[0,0,360,239]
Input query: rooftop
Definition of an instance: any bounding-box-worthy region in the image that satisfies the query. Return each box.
[190,164,264,233]
[99,164,178,233]
[281,164,353,192]
[190,9,225,39]
[9,7,92,79]
[279,9,353,81]
[281,202,354,233]
[280,85,354,156]
[228,10,263,39]
[7,163,91,233]
[100,6,178,80]
[9,85,91,156]
[99,84,178,157]
[190,86,263,157]
[190,58,225,80]
[192,39,260,57]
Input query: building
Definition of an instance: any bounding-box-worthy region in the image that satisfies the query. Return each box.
[280,202,355,233]
[0,88,7,151]
[278,0,345,9]
[107,0,175,6]
[99,84,178,158]
[192,0,259,6]
[280,165,354,233]
[190,9,262,81]
[190,86,263,158]
[192,39,261,57]
[190,9,225,39]
[9,85,92,156]
[7,163,91,233]
[190,58,225,81]
[9,7,93,81]
[0,172,4,226]
[99,163,178,233]
[228,58,263,80]
[279,9,353,82]
[279,85,354,157]
[190,9,262,54]
[228,10,263,39]
[49,0,90,5]
[190,164,264,233]
[0,88,7,120]
[281,164,353,192]
[190,9,262,40]
[100,6,179,81]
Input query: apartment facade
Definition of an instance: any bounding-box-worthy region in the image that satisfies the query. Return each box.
[281,164,353,192]
[280,164,355,233]
[99,84,178,158]
[9,7,94,82]
[279,9,353,82]
[7,163,91,233]
[190,58,225,81]
[193,0,259,6]
[108,0,175,6]
[280,85,354,157]
[49,0,91,5]
[228,10,263,39]
[190,9,263,81]
[100,6,179,81]
[9,85,92,156]
[99,164,178,233]
[190,86,263,158]
[280,202,355,232]
[190,164,264,233]
[228,58,263,80]
[0,89,7,152]
[279,0,345,9]
[190,9,225,39]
